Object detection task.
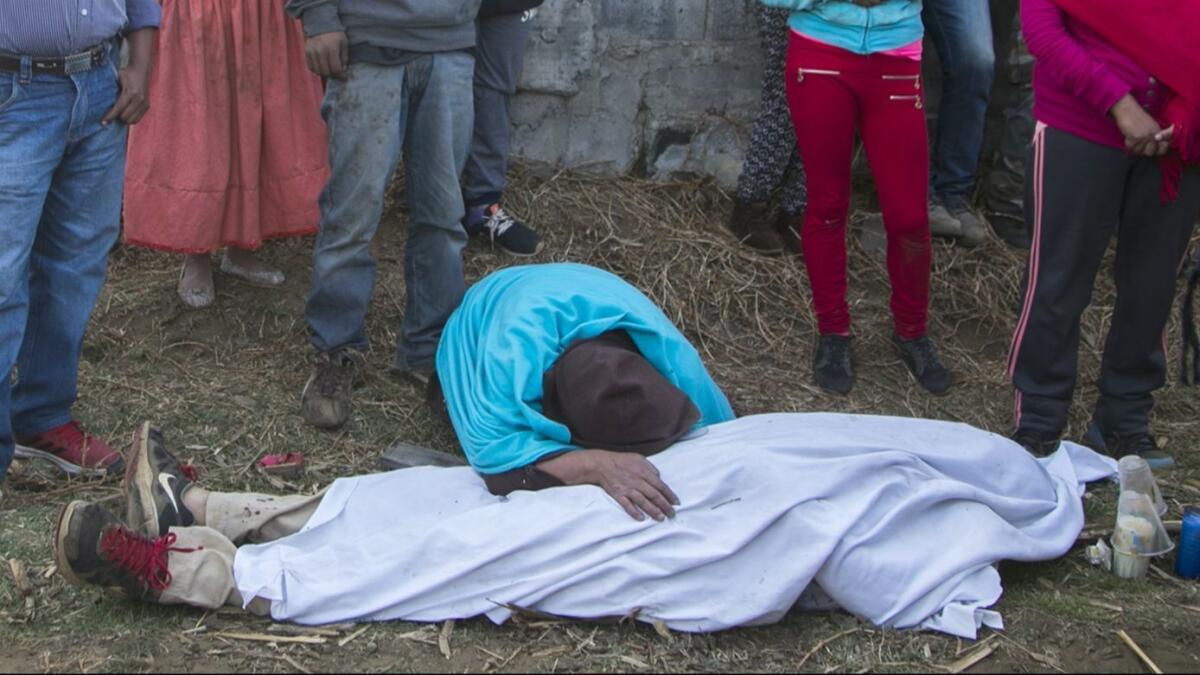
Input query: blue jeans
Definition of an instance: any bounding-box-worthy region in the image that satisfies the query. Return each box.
[0,52,126,481]
[306,52,473,372]
[462,11,536,208]
[923,0,995,203]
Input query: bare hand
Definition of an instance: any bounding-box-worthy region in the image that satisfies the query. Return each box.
[102,65,151,126]
[539,450,680,522]
[1111,95,1166,157]
[305,32,349,80]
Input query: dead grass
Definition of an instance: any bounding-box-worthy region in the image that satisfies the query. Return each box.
[2,164,1200,673]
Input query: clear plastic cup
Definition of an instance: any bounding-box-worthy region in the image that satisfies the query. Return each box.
[1111,491,1174,580]
[1118,455,1167,517]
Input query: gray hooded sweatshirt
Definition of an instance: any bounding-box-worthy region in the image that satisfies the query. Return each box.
[286,0,482,54]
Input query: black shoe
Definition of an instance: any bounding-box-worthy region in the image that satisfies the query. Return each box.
[988,214,1030,250]
[1011,428,1061,457]
[728,198,785,255]
[301,349,364,429]
[465,204,541,257]
[813,334,855,395]
[775,208,803,255]
[54,501,180,599]
[893,335,953,395]
[125,423,196,538]
[1085,421,1175,470]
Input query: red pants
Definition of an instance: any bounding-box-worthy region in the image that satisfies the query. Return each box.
[785,34,931,339]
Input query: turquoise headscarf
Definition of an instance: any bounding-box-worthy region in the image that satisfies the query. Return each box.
[436,263,735,475]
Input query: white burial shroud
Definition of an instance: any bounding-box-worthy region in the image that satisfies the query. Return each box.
[233,413,1116,638]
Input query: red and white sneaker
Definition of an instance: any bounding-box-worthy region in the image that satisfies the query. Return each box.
[14,421,124,478]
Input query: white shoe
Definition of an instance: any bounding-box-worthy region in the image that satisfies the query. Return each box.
[177,264,215,309]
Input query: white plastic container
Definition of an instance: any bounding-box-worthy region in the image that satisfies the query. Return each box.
[1110,491,1174,580]
[1117,455,1167,517]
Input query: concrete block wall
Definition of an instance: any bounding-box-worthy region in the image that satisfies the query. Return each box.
[510,0,765,189]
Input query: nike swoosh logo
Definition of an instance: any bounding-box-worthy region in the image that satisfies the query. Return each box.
[158,473,181,515]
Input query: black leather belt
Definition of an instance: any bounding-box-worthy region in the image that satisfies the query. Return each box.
[0,42,109,76]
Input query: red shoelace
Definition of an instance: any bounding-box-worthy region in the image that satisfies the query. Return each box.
[180,464,200,482]
[99,526,195,592]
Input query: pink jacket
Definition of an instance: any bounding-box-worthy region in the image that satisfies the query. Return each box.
[1022,0,1164,151]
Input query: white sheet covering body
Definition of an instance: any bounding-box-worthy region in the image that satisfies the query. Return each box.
[233,414,1116,638]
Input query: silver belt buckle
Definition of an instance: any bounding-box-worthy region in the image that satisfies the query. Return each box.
[63,50,94,75]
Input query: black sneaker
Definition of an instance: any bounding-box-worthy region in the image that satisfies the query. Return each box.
[1011,428,1061,457]
[728,198,785,255]
[465,204,541,257]
[301,349,363,429]
[125,423,197,538]
[54,500,185,599]
[813,334,855,395]
[893,335,953,395]
[1085,421,1175,470]
[988,214,1030,250]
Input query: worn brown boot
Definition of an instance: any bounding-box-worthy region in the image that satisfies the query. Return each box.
[727,198,784,255]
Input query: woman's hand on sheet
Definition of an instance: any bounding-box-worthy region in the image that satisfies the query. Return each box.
[537,450,680,522]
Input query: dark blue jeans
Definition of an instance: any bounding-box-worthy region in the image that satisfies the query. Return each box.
[306,53,474,372]
[0,52,126,481]
[462,10,536,209]
[924,0,995,203]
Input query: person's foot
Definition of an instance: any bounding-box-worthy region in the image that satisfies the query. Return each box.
[464,204,541,257]
[125,423,197,538]
[988,214,1031,250]
[14,421,123,478]
[219,249,285,287]
[54,500,183,599]
[301,349,363,429]
[929,196,987,247]
[812,334,855,395]
[727,198,785,255]
[775,209,803,255]
[1085,421,1175,470]
[391,363,433,388]
[942,197,988,248]
[1011,428,1061,457]
[928,197,963,239]
[893,335,954,395]
[177,254,214,309]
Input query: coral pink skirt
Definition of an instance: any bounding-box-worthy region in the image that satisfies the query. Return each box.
[123,0,329,253]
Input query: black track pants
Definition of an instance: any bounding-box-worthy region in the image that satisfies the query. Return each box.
[1008,124,1200,435]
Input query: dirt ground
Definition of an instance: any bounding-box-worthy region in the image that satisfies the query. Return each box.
[2,168,1199,673]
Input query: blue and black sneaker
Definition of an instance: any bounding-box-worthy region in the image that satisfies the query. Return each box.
[1085,421,1175,470]
[464,204,541,257]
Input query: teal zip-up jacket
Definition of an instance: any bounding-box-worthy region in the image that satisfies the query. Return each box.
[760,0,924,55]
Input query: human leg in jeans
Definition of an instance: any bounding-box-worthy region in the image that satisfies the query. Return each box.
[0,54,126,482]
[394,52,474,375]
[301,54,471,428]
[923,0,995,246]
[462,10,541,256]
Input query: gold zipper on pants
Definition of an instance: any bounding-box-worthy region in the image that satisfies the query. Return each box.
[796,67,841,82]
